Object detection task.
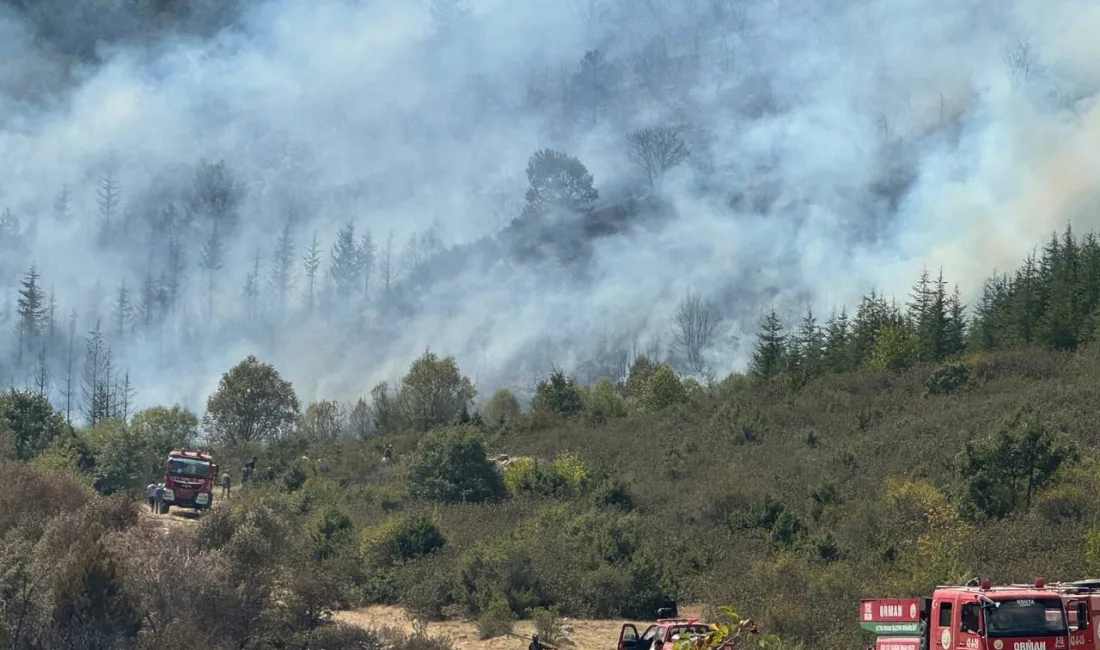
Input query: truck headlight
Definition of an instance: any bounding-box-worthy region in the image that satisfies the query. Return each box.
[163,489,175,501]
[196,493,209,504]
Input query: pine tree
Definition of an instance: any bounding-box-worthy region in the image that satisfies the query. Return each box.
[906,267,931,328]
[970,274,1008,351]
[96,171,121,245]
[794,307,826,382]
[243,248,262,324]
[81,319,108,426]
[330,222,359,304]
[199,227,225,326]
[360,229,376,303]
[850,289,892,365]
[112,281,133,342]
[944,283,967,356]
[380,230,396,299]
[136,271,157,333]
[116,370,135,422]
[0,207,19,249]
[271,216,295,317]
[750,310,788,380]
[63,309,77,423]
[53,185,74,223]
[46,288,57,342]
[33,347,50,397]
[823,308,852,373]
[164,230,185,315]
[1081,232,1100,316]
[15,264,46,366]
[303,232,322,316]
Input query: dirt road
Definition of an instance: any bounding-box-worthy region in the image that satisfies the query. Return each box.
[135,494,227,534]
[334,604,705,650]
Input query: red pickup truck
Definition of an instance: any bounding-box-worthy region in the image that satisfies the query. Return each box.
[617,618,711,650]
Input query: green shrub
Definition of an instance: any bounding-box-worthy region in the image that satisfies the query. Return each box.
[584,377,627,423]
[476,594,514,639]
[925,361,970,396]
[484,389,522,426]
[639,365,689,411]
[406,426,506,503]
[532,605,567,646]
[362,513,447,565]
[533,370,584,418]
[503,457,569,498]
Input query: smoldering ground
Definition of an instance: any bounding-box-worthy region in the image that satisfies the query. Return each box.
[0,0,1097,416]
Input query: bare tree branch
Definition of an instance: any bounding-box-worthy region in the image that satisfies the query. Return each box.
[627,125,690,190]
[673,291,721,374]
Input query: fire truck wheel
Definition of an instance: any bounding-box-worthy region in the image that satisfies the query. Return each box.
[159,503,170,514]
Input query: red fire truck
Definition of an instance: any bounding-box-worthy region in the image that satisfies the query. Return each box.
[1047,580,1100,649]
[160,449,218,514]
[861,579,1071,650]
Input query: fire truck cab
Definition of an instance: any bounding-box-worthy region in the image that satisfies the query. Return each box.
[861,579,1071,650]
[161,449,217,514]
[1048,580,1100,650]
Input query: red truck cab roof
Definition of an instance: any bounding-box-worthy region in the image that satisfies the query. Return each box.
[168,448,214,462]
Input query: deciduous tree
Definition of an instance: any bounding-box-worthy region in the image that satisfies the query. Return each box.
[203,355,300,445]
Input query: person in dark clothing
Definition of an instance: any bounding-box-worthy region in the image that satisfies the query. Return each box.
[242,456,257,483]
[528,634,542,650]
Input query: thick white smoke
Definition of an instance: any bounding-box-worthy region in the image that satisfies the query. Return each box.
[0,0,1097,415]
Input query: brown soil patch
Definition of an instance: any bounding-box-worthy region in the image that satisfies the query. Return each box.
[334,604,706,650]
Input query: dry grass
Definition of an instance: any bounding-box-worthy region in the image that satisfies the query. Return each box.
[334,604,707,650]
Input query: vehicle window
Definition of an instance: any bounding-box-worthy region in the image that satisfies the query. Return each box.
[986,598,1067,638]
[640,626,657,643]
[667,626,708,640]
[168,458,210,478]
[939,602,953,627]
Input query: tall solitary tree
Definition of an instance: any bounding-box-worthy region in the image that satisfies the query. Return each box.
[112,280,133,341]
[359,229,376,303]
[203,355,300,445]
[520,149,599,221]
[81,319,111,427]
[96,171,121,245]
[627,125,690,190]
[15,264,46,367]
[270,216,296,318]
[672,290,721,374]
[199,227,225,327]
[330,222,360,305]
[302,232,322,316]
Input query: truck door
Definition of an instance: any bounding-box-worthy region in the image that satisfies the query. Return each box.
[957,601,983,650]
[618,625,639,650]
[1065,598,1091,649]
[932,597,954,650]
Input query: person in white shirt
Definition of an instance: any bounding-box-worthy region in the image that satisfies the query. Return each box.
[147,482,157,512]
[154,483,165,514]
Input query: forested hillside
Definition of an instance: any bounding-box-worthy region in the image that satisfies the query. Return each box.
[5,224,1100,650]
[2,0,1087,416]
[6,1,1100,649]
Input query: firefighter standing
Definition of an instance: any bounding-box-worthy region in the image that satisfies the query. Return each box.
[528,634,542,650]
[221,471,231,499]
[153,483,165,514]
[147,482,157,512]
[242,456,257,483]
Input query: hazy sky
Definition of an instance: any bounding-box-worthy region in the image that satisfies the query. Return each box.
[1,0,1097,416]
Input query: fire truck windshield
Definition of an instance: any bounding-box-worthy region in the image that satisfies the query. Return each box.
[986,597,1067,638]
[168,457,210,479]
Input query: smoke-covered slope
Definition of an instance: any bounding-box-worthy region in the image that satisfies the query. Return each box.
[1,0,1097,416]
